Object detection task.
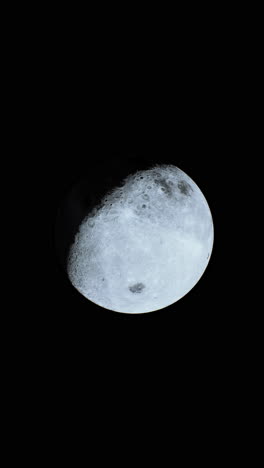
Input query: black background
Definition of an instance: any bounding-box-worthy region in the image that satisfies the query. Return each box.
[3,6,262,468]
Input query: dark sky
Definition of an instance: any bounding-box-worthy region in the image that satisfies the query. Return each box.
[3,16,261,466]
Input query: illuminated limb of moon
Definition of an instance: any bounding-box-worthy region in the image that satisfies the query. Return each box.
[67,165,214,313]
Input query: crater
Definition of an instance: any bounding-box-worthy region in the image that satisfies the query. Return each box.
[178,180,193,196]
[129,282,145,293]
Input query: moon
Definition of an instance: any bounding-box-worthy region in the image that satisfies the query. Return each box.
[67,165,214,313]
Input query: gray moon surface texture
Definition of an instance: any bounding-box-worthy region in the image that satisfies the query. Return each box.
[67,165,214,313]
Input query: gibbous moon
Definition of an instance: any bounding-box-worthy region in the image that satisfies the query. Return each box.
[67,165,213,313]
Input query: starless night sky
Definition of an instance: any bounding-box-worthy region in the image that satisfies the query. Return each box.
[4,17,261,463]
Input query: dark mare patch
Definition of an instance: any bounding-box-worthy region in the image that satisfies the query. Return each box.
[129,282,145,293]
[154,177,173,197]
[178,180,193,196]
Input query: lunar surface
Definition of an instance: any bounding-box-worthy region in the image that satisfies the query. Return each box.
[67,165,214,313]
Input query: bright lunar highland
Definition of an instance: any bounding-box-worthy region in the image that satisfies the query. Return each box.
[67,165,214,313]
